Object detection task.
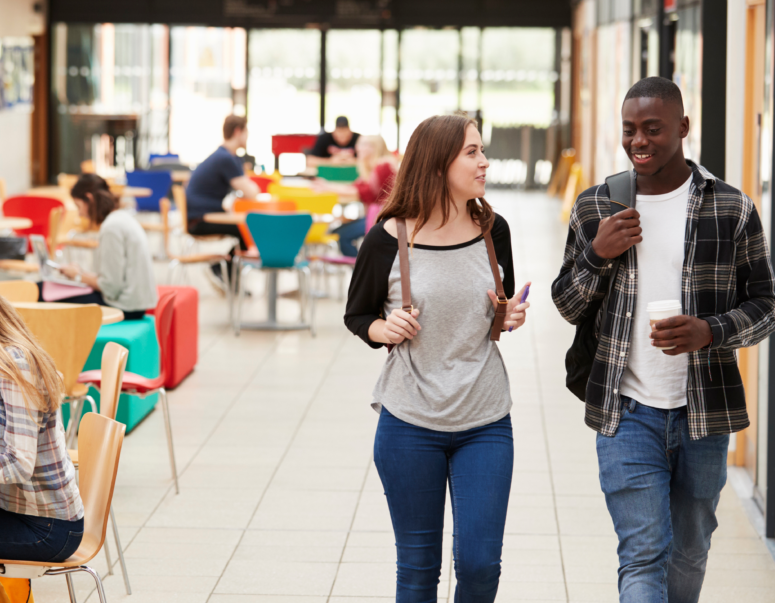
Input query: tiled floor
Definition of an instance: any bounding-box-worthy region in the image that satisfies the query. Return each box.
[32,191,775,602]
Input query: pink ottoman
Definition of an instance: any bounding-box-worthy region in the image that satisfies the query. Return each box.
[147,285,198,388]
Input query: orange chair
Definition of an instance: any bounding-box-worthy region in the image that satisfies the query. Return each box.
[232,199,297,250]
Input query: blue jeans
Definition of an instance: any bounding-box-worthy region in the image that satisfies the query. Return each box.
[374,407,513,603]
[597,397,729,603]
[332,218,366,257]
[0,508,84,562]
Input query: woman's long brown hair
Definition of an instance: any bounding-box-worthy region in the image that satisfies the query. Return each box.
[0,296,63,414]
[377,114,494,243]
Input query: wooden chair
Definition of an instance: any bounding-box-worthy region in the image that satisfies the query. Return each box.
[69,342,131,595]
[79,291,179,494]
[160,198,231,296]
[0,281,38,302]
[0,413,126,603]
[0,177,6,202]
[13,303,104,446]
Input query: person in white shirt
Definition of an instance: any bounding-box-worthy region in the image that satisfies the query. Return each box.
[52,174,158,319]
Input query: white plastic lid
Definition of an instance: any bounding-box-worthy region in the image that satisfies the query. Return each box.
[647,300,682,313]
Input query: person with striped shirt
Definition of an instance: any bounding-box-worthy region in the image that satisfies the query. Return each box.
[0,296,83,563]
[552,77,775,602]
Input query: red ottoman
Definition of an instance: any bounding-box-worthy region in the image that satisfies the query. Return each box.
[147,285,198,388]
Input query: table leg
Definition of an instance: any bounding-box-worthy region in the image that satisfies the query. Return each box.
[266,271,278,324]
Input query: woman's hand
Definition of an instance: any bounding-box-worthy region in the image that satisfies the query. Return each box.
[383,308,421,345]
[59,264,81,279]
[488,282,531,332]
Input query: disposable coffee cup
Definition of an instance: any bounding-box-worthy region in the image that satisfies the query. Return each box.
[647,300,683,350]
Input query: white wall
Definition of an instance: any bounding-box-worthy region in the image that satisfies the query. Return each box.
[726,0,747,189]
[0,0,44,195]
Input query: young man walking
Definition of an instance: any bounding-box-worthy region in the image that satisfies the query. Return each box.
[552,77,775,602]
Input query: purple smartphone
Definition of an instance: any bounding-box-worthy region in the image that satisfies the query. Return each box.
[509,285,530,332]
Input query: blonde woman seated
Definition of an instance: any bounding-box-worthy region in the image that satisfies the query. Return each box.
[0,297,84,561]
[40,174,158,320]
[316,135,397,257]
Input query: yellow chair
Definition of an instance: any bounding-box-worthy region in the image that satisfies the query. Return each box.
[0,413,126,603]
[0,281,38,303]
[68,342,131,595]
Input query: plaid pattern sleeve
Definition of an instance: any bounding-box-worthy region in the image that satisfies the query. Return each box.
[0,347,83,521]
[552,162,775,440]
[552,184,617,325]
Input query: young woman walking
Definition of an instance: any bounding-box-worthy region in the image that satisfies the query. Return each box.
[345,114,530,602]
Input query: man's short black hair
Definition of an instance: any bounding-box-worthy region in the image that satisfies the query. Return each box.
[624,77,684,115]
[335,116,350,128]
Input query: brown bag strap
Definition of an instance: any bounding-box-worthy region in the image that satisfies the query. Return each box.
[396,218,413,312]
[395,218,506,341]
[484,228,507,341]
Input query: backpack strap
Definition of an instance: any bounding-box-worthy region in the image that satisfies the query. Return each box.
[395,218,413,312]
[484,229,507,341]
[600,170,637,321]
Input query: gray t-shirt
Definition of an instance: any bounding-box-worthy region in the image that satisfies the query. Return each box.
[94,210,158,312]
[344,215,515,432]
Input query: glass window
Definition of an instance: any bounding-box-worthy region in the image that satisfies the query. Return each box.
[51,23,169,176]
[399,29,460,152]
[169,27,246,166]
[674,7,702,162]
[326,30,381,136]
[247,29,321,172]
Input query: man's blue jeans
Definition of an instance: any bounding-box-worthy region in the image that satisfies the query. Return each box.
[332,218,366,257]
[374,407,513,603]
[597,396,729,603]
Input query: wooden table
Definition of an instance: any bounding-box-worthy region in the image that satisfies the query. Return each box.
[114,186,152,198]
[0,217,32,230]
[12,302,124,325]
[203,212,247,225]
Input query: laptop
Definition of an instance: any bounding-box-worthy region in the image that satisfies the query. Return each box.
[30,235,89,288]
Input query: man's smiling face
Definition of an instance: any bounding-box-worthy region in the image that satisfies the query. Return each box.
[621,96,689,178]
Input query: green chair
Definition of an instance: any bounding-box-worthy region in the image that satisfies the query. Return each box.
[316,165,359,182]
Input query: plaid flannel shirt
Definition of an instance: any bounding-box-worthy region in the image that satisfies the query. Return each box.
[552,161,775,440]
[0,346,83,520]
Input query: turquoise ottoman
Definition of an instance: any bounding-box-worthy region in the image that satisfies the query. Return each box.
[73,315,160,434]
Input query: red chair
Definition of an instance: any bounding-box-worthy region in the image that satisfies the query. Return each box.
[3,196,66,252]
[78,290,180,494]
[249,174,276,193]
[271,134,318,171]
[146,285,199,389]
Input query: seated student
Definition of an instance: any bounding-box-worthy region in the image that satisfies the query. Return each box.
[185,115,259,285]
[0,296,84,562]
[306,116,361,167]
[48,174,158,320]
[316,135,397,257]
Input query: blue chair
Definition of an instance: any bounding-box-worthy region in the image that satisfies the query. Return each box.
[126,170,173,212]
[149,153,180,166]
[232,212,315,336]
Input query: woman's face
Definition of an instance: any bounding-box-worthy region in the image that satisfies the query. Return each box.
[74,198,89,219]
[356,138,375,160]
[447,124,489,203]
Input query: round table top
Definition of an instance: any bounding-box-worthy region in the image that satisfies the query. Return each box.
[204,212,247,225]
[113,186,152,198]
[0,217,33,230]
[11,302,124,325]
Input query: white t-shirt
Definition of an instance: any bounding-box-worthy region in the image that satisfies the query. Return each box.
[619,175,693,409]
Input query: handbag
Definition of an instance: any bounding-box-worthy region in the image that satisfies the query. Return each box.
[391,217,508,350]
[564,170,636,401]
[0,237,27,261]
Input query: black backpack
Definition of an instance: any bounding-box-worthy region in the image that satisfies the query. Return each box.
[565,170,636,401]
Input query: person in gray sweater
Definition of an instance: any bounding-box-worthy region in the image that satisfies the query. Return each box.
[52,174,158,319]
